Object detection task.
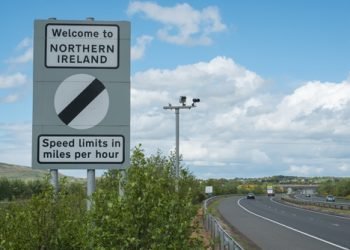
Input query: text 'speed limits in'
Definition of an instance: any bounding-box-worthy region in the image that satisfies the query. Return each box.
[38,135,124,163]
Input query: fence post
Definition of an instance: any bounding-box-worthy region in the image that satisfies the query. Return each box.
[219,229,224,250]
[206,214,209,231]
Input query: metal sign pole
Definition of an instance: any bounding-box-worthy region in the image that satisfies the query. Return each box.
[87,169,96,210]
[119,170,126,197]
[175,108,180,192]
[50,169,59,193]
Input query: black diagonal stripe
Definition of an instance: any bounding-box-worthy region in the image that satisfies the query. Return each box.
[58,78,105,125]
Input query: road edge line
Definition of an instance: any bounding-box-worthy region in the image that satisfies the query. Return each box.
[237,198,349,250]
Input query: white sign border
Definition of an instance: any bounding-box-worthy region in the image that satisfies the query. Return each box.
[37,134,125,164]
[44,23,120,69]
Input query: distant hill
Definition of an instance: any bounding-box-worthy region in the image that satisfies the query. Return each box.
[0,162,49,181]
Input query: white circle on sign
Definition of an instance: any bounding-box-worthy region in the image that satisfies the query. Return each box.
[54,74,109,130]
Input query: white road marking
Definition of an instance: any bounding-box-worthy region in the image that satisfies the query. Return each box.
[238,198,349,250]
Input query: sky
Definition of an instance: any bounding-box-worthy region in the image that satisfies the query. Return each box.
[2,0,350,179]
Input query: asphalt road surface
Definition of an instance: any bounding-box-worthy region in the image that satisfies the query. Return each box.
[217,196,350,250]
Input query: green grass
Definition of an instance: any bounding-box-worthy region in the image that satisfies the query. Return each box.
[0,162,48,181]
[207,198,222,217]
[0,162,81,182]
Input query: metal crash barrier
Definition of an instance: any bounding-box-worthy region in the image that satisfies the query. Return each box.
[282,195,350,210]
[203,197,243,250]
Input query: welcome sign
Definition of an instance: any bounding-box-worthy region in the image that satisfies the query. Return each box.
[32,19,130,170]
[45,24,119,68]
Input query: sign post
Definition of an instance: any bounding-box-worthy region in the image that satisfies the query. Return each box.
[33,18,130,209]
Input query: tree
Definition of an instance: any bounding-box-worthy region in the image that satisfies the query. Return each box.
[0,177,10,200]
[90,146,202,249]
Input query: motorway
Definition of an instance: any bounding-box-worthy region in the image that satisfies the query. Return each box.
[217,196,350,250]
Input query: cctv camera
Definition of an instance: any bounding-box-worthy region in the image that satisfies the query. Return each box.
[179,96,187,105]
[192,98,200,103]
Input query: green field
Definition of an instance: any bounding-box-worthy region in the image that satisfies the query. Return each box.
[0,162,49,181]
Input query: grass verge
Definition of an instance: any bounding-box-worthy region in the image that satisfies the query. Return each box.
[278,197,350,217]
[207,196,261,250]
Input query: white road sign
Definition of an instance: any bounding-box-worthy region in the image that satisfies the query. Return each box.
[38,135,124,163]
[33,19,130,169]
[45,24,119,68]
[205,186,213,194]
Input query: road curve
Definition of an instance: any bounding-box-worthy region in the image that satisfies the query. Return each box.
[217,196,350,250]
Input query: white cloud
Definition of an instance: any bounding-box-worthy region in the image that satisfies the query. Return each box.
[15,37,32,50]
[338,164,350,172]
[127,1,226,46]
[287,165,324,176]
[6,47,33,64]
[0,122,31,166]
[256,81,350,133]
[0,73,27,88]
[181,140,209,160]
[0,94,20,103]
[212,97,264,129]
[131,88,168,107]
[250,149,270,164]
[6,38,33,64]
[131,35,153,60]
[132,56,264,98]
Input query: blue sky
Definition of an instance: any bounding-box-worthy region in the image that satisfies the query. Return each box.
[2,0,350,178]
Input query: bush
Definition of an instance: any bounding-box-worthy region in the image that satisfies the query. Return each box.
[0,146,203,249]
[0,177,47,201]
[0,178,87,250]
[90,146,202,249]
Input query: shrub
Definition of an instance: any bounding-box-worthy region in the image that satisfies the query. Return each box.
[0,146,203,249]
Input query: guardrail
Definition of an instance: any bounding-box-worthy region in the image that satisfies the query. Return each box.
[203,197,243,250]
[281,195,350,210]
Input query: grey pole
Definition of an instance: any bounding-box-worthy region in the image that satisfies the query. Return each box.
[48,18,59,196]
[86,16,96,211]
[50,169,59,193]
[119,170,126,197]
[175,108,180,185]
[87,169,96,210]
[163,96,200,192]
